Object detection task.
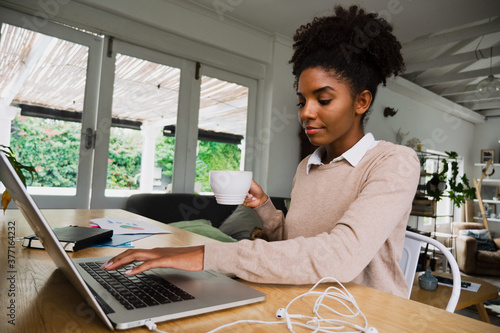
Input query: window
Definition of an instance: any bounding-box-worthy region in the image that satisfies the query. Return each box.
[0,15,102,208]
[10,114,81,193]
[105,53,181,196]
[195,75,249,193]
[1,9,260,209]
[1,24,89,196]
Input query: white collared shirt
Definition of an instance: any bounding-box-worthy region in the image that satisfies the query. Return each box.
[306,133,379,174]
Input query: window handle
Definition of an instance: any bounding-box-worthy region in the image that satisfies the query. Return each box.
[85,128,94,149]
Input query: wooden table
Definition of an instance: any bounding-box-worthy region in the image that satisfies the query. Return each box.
[1,209,498,333]
[411,271,499,323]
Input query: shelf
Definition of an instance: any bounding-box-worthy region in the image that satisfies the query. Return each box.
[473,217,500,223]
[410,212,436,217]
[473,163,499,224]
[431,232,453,238]
[411,152,457,233]
[480,179,500,184]
[419,172,434,177]
[473,199,500,204]
[413,199,434,205]
[411,198,436,217]
[474,163,500,167]
[410,212,452,218]
[416,151,451,160]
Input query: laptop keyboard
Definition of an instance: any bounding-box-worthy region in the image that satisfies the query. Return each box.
[79,262,195,310]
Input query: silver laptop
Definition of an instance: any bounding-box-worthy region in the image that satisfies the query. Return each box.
[0,152,265,330]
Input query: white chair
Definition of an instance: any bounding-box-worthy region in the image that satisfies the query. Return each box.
[399,230,461,312]
[399,232,422,299]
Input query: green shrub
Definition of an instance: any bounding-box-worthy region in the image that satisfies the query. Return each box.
[10,115,242,192]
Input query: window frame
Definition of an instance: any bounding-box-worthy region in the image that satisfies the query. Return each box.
[1,7,265,209]
[0,7,103,209]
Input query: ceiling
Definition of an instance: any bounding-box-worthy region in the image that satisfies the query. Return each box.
[179,0,500,119]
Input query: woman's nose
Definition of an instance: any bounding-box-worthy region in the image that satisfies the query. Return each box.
[299,102,316,121]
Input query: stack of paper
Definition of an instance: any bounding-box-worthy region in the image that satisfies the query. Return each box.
[90,217,171,248]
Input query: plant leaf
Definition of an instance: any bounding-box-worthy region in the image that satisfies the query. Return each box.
[0,145,36,187]
[1,145,37,213]
[1,190,12,213]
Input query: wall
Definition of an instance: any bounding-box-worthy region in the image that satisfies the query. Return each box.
[472,117,500,165]
[367,85,475,159]
[264,36,301,196]
[75,0,273,63]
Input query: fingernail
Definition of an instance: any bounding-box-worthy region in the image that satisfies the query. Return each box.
[101,262,113,269]
[125,269,133,275]
[251,197,256,201]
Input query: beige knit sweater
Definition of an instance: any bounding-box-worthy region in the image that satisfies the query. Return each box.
[204,141,420,297]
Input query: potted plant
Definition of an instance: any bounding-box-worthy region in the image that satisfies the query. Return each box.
[425,151,476,208]
[426,160,448,201]
[444,151,476,208]
[417,152,427,174]
[1,145,36,213]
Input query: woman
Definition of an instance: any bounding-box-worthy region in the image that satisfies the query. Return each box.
[103,5,420,297]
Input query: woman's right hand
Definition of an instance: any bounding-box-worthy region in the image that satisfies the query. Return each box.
[101,245,205,276]
[242,180,268,208]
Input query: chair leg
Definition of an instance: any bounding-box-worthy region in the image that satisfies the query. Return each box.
[475,303,491,323]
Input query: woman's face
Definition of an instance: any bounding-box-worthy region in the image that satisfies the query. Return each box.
[297,67,370,157]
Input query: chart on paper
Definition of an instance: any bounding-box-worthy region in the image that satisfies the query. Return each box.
[90,218,172,235]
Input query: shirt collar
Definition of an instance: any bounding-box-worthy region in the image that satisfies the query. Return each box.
[306,133,378,174]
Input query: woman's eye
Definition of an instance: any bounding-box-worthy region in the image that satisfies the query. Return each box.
[296,101,305,108]
[318,99,332,105]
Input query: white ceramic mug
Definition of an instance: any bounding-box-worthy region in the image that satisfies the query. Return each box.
[209,170,252,205]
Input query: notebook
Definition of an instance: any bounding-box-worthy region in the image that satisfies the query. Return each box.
[0,152,265,330]
[23,225,113,251]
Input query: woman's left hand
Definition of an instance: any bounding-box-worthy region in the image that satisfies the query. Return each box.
[101,245,205,276]
[242,180,268,208]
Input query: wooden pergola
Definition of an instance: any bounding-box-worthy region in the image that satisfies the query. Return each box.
[0,23,248,141]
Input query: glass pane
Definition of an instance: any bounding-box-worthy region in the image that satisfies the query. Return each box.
[195,76,248,193]
[10,115,80,192]
[107,127,143,190]
[106,53,180,196]
[155,135,175,192]
[1,24,88,195]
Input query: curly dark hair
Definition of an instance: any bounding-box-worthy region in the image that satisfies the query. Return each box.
[290,5,405,124]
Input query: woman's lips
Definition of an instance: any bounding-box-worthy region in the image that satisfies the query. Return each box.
[305,127,322,135]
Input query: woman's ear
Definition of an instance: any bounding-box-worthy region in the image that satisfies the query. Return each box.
[355,90,372,115]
